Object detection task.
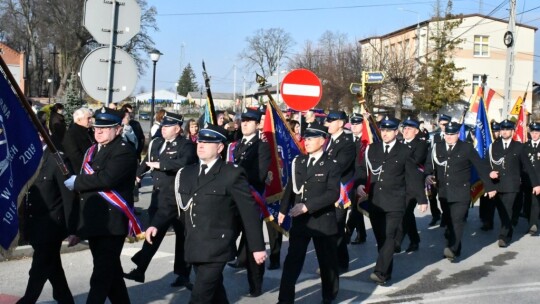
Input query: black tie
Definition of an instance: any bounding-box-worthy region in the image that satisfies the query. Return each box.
[504,143,508,150]
[161,141,171,153]
[448,145,454,152]
[534,143,538,149]
[307,157,316,175]
[355,136,360,142]
[384,145,390,154]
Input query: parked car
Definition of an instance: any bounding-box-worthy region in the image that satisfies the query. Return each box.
[139,112,150,120]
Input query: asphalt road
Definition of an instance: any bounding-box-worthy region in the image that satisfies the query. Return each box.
[2,178,540,303]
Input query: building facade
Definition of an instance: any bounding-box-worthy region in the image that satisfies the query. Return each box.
[0,42,26,94]
[360,14,537,121]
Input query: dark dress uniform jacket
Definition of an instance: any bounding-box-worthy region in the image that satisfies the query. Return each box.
[404,138,429,199]
[326,132,356,186]
[137,136,197,192]
[232,131,271,193]
[426,140,495,202]
[522,141,540,187]
[74,136,137,238]
[24,148,76,245]
[62,123,94,174]
[280,154,341,237]
[175,159,265,263]
[356,142,425,212]
[490,140,539,192]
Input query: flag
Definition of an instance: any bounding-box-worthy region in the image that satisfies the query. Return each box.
[263,100,304,234]
[0,62,44,250]
[470,87,496,113]
[513,101,528,143]
[471,97,493,203]
[202,96,217,125]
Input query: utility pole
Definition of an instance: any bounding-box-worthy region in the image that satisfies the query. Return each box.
[50,46,59,102]
[502,0,516,119]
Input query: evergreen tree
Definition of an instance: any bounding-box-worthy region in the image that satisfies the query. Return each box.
[63,75,84,125]
[177,64,198,96]
[412,1,467,112]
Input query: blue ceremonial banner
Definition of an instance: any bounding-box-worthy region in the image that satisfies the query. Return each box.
[0,67,43,250]
[471,98,492,202]
[263,100,304,234]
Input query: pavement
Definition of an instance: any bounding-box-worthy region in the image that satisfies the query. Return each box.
[2,176,540,303]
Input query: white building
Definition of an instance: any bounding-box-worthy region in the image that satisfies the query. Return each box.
[360,13,537,121]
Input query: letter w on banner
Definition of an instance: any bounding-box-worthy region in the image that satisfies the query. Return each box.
[263,99,304,235]
[0,58,43,250]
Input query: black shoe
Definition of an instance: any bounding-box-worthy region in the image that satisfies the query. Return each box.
[406,243,419,252]
[498,239,508,248]
[369,272,388,285]
[529,225,538,235]
[429,216,441,226]
[124,268,145,283]
[394,245,402,253]
[171,275,193,290]
[351,236,366,245]
[339,266,349,275]
[443,247,456,261]
[480,223,493,231]
[246,290,262,297]
[227,260,246,269]
[267,262,280,270]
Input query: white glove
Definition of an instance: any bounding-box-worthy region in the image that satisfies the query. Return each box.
[64,175,77,191]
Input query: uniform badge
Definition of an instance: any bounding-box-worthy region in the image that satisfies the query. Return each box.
[172,141,177,147]
[301,158,306,164]
[319,161,324,166]
[336,139,340,144]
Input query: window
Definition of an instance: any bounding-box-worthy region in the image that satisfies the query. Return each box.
[473,35,489,57]
[472,74,483,95]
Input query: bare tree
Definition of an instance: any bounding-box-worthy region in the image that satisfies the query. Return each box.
[239,28,294,78]
[291,31,362,112]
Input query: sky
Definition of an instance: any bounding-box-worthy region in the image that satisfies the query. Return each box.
[137,0,540,95]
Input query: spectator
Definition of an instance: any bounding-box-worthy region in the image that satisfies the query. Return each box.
[62,107,94,173]
[151,109,166,139]
[49,103,66,150]
[185,119,199,143]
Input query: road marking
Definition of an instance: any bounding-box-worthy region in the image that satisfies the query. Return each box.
[121,248,173,259]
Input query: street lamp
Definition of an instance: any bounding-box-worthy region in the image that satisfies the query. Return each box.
[149,49,162,130]
[47,78,52,104]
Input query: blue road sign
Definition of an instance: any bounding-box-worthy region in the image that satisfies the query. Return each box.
[365,72,385,83]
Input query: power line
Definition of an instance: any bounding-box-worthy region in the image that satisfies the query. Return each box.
[158,1,466,17]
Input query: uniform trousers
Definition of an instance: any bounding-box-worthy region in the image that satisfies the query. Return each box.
[278,234,339,303]
[236,220,265,293]
[440,199,469,255]
[479,195,491,225]
[491,192,518,242]
[190,262,228,304]
[17,240,74,304]
[395,198,420,246]
[87,235,130,304]
[131,217,190,276]
[265,220,283,266]
[148,188,160,223]
[428,186,442,219]
[530,195,540,229]
[346,204,367,240]
[335,207,349,270]
[369,209,403,279]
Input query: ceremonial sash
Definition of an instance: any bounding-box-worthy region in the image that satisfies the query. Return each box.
[226,141,238,163]
[336,180,354,208]
[82,145,144,241]
[249,186,271,220]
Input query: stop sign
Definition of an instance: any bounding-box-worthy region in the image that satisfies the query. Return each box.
[280,69,322,111]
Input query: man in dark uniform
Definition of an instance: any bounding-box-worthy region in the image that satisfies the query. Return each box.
[356,117,426,284]
[124,112,197,289]
[523,122,540,235]
[18,137,78,304]
[145,124,267,304]
[277,123,341,304]
[428,114,451,227]
[426,122,497,260]
[487,119,540,247]
[324,110,356,273]
[479,121,501,230]
[62,107,94,173]
[225,108,270,297]
[395,117,429,253]
[64,107,138,303]
[345,113,367,245]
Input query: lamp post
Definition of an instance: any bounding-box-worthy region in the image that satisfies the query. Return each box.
[47,78,52,104]
[149,49,162,131]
